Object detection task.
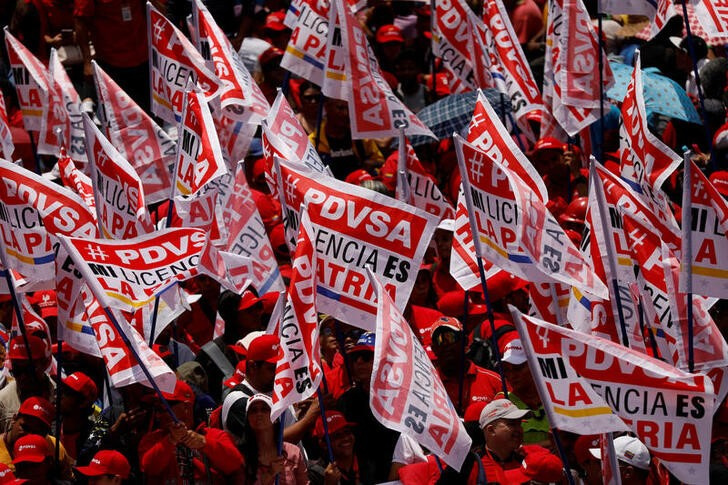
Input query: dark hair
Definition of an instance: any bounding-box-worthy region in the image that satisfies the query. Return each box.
[242,408,282,484]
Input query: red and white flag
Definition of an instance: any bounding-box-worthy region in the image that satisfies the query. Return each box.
[93,62,175,204]
[192,0,270,123]
[222,162,285,294]
[49,49,87,162]
[57,228,209,313]
[4,29,47,132]
[622,213,728,371]
[528,281,570,326]
[147,3,221,123]
[692,0,728,41]
[369,271,472,470]
[433,0,494,91]
[400,140,455,221]
[620,54,681,191]
[262,91,326,175]
[455,134,607,298]
[543,0,612,136]
[83,116,154,239]
[512,308,714,485]
[275,158,438,329]
[0,92,15,160]
[58,153,96,217]
[328,0,434,139]
[83,287,176,393]
[173,89,227,197]
[0,159,98,283]
[680,160,728,298]
[270,210,322,421]
[174,189,224,245]
[482,0,543,121]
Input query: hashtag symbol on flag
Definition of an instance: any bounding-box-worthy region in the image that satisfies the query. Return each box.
[85,244,108,261]
[153,20,166,44]
[286,176,299,203]
[469,153,485,183]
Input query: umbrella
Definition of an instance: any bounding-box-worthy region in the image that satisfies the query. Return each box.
[606,61,701,124]
[408,89,512,146]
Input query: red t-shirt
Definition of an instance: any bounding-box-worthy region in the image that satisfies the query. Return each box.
[511,0,543,44]
[439,363,505,415]
[74,0,148,67]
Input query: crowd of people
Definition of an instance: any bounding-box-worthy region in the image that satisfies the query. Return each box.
[0,0,726,484]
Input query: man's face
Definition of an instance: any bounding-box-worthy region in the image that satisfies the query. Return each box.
[350,351,374,385]
[14,459,50,484]
[90,476,122,485]
[237,303,263,334]
[486,418,524,454]
[248,361,276,393]
[431,329,463,374]
[11,415,50,443]
[329,426,355,459]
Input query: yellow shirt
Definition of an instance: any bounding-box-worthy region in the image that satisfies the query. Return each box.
[0,433,74,478]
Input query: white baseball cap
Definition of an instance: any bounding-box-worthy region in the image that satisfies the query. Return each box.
[590,435,650,470]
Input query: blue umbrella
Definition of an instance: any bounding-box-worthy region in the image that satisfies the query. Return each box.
[407,89,512,146]
[607,61,701,124]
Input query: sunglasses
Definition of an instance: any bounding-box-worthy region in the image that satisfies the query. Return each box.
[432,330,461,347]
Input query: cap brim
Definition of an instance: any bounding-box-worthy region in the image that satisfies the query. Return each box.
[347,345,374,354]
[75,465,107,477]
[504,467,530,483]
[589,447,601,461]
[239,298,262,310]
[503,408,532,420]
[14,455,48,464]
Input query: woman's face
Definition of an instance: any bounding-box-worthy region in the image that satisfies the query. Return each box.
[247,401,273,432]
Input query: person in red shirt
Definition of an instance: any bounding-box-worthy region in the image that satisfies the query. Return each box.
[138,380,244,483]
[504,0,543,45]
[76,449,131,485]
[430,317,504,416]
[74,0,160,112]
[473,399,531,483]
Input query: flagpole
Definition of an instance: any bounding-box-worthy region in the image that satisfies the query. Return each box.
[681,151,695,372]
[458,290,468,414]
[510,306,574,485]
[476,258,508,396]
[680,1,714,162]
[603,433,622,485]
[0,240,34,363]
[396,128,407,202]
[315,387,335,463]
[275,413,286,485]
[54,339,63,475]
[589,157,630,347]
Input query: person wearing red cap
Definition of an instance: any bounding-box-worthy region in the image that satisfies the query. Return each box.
[12,434,54,484]
[59,372,98,460]
[139,379,243,483]
[375,24,404,76]
[0,397,72,478]
[296,81,323,135]
[0,336,54,433]
[310,98,384,181]
[308,411,358,485]
[429,317,504,416]
[0,463,15,484]
[258,46,286,104]
[76,449,131,484]
[263,10,291,51]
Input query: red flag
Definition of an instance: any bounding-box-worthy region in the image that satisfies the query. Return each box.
[619,54,681,191]
[83,116,154,239]
[173,89,227,197]
[57,228,209,313]
[193,0,270,123]
[58,153,96,216]
[692,0,728,41]
[147,3,221,123]
[400,140,454,220]
[93,62,175,204]
[49,49,87,162]
[275,158,438,329]
[0,158,98,283]
[4,30,48,132]
[270,210,322,421]
[513,308,714,485]
[329,0,434,139]
[369,271,472,470]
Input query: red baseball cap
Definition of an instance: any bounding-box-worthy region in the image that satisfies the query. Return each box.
[573,434,601,464]
[376,24,404,44]
[532,136,564,153]
[259,47,284,67]
[12,434,50,464]
[710,170,728,197]
[505,448,565,483]
[246,334,282,364]
[437,290,488,317]
[8,335,50,361]
[0,463,15,484]
[344,169,374,186]
[18,397,55,427]
[314,411,354,438]
[224,360,246,389]
[162,380,195,404]
[62,372,98,403]
[429,316,463,336]
[239,289,262,311]
[76,450,131,478]
[264,11,287,32]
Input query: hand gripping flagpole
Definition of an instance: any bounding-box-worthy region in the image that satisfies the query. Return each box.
[316,387,336,463]
[681,151,695,373]
[589,157,630,347]
[510,306,575,485]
